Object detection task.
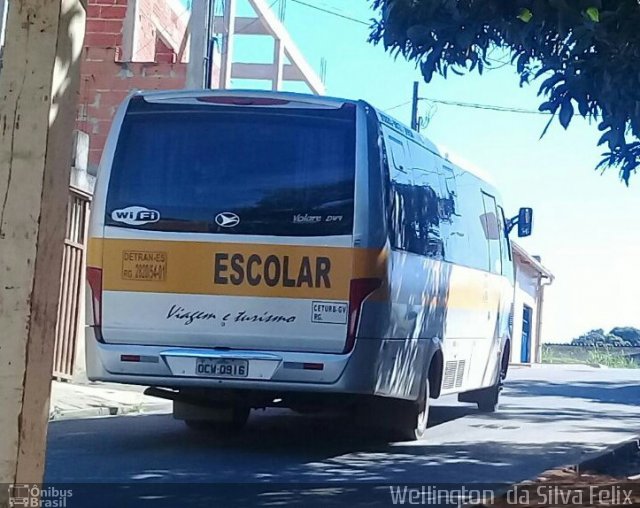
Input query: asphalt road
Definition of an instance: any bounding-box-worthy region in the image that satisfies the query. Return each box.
[45,365,640,507]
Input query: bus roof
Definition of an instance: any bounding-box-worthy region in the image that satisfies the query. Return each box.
[372,106,496,187]
[435,144,497,186]
[131,89,356,109]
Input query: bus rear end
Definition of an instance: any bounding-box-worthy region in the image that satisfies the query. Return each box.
[86,91,386,413]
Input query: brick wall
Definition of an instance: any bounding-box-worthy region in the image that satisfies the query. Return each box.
[77,0,191,172]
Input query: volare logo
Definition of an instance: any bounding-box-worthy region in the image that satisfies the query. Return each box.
[293,213,322,224]
[111,206,160,225]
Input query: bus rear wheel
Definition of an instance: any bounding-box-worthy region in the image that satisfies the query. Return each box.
[390,378,430,441]
[459,349,508,412]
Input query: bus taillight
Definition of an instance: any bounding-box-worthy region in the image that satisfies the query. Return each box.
[345,278,382,353]
[87,266,103,329]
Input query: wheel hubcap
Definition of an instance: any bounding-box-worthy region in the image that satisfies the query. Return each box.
[416,406,428,434]
[415,378,430,436]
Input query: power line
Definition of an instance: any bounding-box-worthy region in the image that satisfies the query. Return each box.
[383,96,548,118]
[287,0,515,72]
[420,97,549,115]
[289,0,370,26]
[384,100,412,112]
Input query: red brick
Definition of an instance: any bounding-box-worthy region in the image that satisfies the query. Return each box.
[90,129,108,141]
[173,65,187,77]
[155,53,177,64]
[81,59,120,77]
[100,5,127,18]
[140,64,178,78]
[94,119,115,133]
[86,5,102,18]
[94,80,135,93]
[89,149,103,165]
[86,19,123,34]
[84,47,117,62]
[85,19,102,32]
[85,32,119,47]
[87,104,115,121]
[89,131,109,147]
[104,20,123,33]
[99,89,130,107]
[143,77,185,89]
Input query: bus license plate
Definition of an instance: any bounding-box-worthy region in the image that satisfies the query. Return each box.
[195,358,249,378]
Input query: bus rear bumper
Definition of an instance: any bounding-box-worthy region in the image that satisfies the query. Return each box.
[85,327,426,399]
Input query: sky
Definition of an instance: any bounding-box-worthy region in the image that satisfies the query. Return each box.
[223,0,640,343]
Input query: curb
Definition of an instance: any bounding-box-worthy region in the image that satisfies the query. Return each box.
[577,437,640,474]
[49,401,171,421]
[471,438,640,507]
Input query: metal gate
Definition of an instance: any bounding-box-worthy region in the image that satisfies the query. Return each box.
[52,186,91,379]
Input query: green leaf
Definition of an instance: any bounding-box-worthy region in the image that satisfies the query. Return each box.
[559,99,574,129]
[517,8,533,23]
[598,130,613,147]
[585,7,600,22]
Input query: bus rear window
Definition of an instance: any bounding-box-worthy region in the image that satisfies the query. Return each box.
[105,104,356,236]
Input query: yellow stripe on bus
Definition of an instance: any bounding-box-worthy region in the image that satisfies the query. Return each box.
[87,238,387,300]
[87,238,502,310]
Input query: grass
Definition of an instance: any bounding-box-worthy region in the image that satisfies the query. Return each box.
[542,344,639,368]
[586,346,639,369]
[541,344,584,364]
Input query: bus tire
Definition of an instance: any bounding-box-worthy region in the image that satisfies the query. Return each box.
[184,406,250,433]
[392,377,430,441]
[460,344,508,412]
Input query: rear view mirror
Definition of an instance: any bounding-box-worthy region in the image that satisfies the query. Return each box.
[517,207,533,237]
[507,207,533,237]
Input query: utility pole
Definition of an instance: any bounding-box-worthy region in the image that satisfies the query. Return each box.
[411,81,420,131]
[187,0,213,88]
[0,0,85,498]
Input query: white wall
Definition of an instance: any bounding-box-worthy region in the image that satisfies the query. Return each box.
[511,261,540,364]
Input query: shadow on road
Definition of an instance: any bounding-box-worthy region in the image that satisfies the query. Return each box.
[47,402,474,471]
[44,370,640,507]
[44,406,584,507]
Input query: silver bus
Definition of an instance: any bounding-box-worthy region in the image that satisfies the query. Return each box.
[86,90,532,440]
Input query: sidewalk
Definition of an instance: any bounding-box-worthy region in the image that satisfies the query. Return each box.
[49,380,172,420]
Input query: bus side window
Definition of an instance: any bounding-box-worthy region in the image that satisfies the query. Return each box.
[383,130,414,251]
[481,192,502,275]
[442,170,480,268]
[410,143,444,259]
[439,166,458,221]
[387,135,409,173]
[497,205,514,280]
